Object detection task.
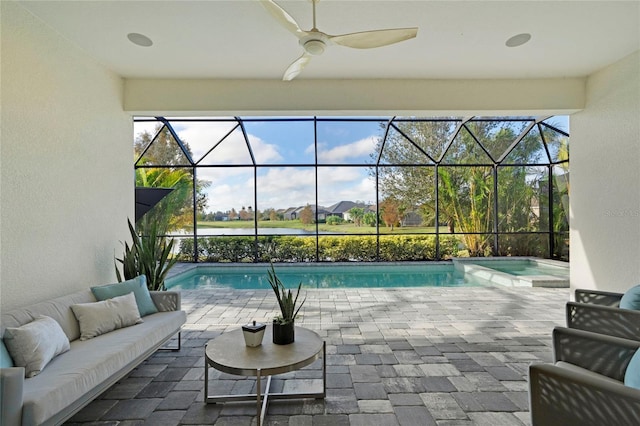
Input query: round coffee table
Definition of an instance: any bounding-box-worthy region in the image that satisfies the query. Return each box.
[204,326,326,426]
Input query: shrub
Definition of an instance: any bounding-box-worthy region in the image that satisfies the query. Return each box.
[319,236,377,261]
[178,234,462,262]
[326,215,344,225]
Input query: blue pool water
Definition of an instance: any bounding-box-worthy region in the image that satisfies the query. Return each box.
[165,263,483,290]
[481,260,569,277]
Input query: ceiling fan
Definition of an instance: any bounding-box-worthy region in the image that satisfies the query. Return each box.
[259,0,418,81]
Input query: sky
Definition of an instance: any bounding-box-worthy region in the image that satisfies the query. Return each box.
[134,116,569,214]
[134,118,385,213]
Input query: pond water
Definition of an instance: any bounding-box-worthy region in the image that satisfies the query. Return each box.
[183,228,333,236]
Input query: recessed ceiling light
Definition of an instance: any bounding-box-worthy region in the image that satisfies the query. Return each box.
[505,33,531,48]
[127,33,153,47]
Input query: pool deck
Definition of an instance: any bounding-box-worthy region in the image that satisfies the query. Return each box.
[66,284,569,425]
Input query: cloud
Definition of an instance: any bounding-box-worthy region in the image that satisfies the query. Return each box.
[205,177,255,213]
[171,122,282,164]
[248,134,283,163]
[133,121,160,141]
[173,121,239,161]
[317,167,376,206]
[256,168,316,210]
[317,136,378,163]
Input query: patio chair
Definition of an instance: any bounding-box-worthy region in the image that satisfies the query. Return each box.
[529,327,640,426]
[567,286,640,341]
[575,288,626,306]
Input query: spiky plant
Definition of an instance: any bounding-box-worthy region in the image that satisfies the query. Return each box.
[115,219,178,291]
[267,264,306,325]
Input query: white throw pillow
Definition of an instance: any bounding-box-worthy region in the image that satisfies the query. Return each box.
[71,292,143,341]
[3,315,71,378]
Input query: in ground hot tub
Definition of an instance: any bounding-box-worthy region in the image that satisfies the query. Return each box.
[452,257,569,288]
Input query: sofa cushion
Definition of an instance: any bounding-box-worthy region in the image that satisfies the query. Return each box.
[620,284,640,310]
[71,292,143,341]
[91,275,158,317]
[3,316,70,377]
[1,289,96,342]
[0,339,14,368]
[624,348,640,389]
[20,310,186,425]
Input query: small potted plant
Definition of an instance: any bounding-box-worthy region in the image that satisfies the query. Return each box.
[267,264,306,345]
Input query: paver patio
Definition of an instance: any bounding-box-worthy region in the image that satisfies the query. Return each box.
[66,285,568,425]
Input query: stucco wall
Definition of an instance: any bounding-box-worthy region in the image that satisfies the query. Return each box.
[124,78,585,117]
[1,2,133,310]
[570,51,640,294]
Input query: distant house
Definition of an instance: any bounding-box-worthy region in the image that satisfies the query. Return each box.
[283,207,298,220]
[401,211,423,226]
[283,205,330,221]
[326,201,372,221]
[314,205,330,222]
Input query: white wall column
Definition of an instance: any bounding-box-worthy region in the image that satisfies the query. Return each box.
[570,51,640,293]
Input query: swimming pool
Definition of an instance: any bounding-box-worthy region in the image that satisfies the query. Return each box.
[165,258,569,290]
[166,263,479,290]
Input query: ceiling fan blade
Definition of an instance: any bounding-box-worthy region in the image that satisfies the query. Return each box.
[330,27,418,49]
[283,52,312,81]
[259,0,305,37]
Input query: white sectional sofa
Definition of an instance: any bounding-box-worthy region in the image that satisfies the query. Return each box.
[0,286,186,426]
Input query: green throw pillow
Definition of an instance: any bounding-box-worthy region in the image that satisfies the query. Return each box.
[91,275,158,316]
[624,348,640,389]
[620,284,640,310]
[1,338,14,368]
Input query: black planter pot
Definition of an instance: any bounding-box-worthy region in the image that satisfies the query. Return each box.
[272,320,295,345]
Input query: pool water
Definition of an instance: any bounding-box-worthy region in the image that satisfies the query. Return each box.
[165,263,485,290]
[474,260,569,278]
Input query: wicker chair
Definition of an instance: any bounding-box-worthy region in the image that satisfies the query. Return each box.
[529,327,640,426]
[566,289,640,341]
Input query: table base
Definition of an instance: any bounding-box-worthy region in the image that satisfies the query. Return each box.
[205,341,326,426]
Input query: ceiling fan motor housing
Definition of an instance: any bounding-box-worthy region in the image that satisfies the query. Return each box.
[303,38,326,55]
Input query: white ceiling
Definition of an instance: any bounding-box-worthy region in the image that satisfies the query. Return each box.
[18,0,640,81]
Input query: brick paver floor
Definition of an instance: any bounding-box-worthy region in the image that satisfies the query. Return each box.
[66,284,568,425]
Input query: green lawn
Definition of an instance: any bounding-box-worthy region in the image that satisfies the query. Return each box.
[197,219,442,235]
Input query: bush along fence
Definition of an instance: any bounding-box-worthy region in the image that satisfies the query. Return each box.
[176,235,462,263]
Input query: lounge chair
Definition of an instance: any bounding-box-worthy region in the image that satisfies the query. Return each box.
[529,327,640,426]
[566,287,640,341]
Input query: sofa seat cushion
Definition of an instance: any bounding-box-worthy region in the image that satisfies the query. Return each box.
[20,310,186,425]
